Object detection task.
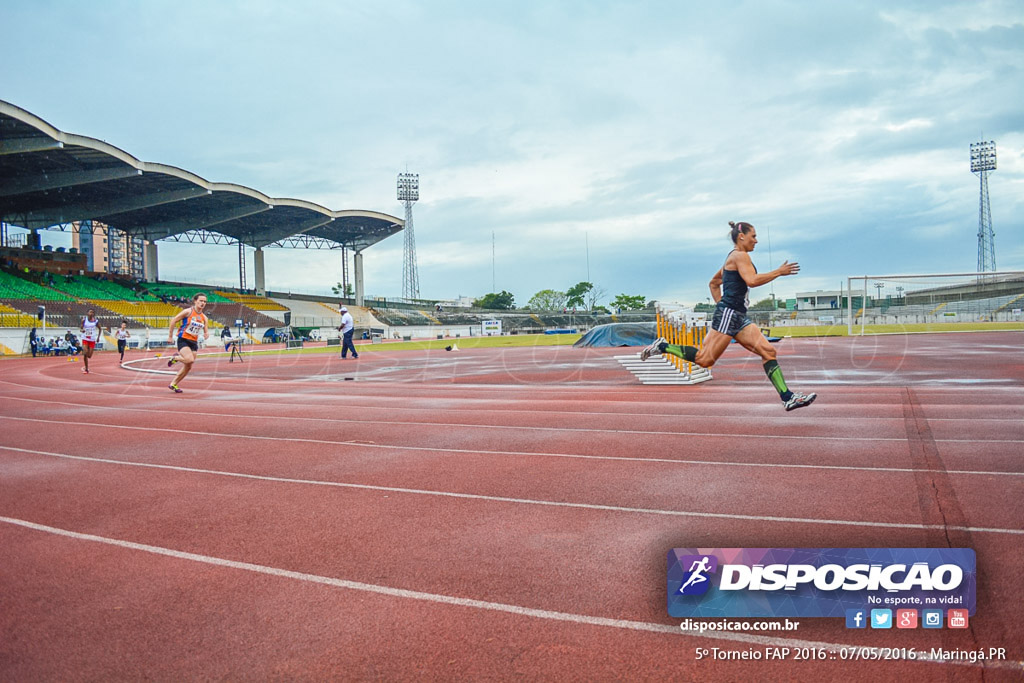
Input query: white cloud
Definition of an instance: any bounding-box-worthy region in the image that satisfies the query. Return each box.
[2,0,1022,306]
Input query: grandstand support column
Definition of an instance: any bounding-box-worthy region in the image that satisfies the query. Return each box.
[354,250,365,306]
[254,247,266,296]
[144,242,159,282]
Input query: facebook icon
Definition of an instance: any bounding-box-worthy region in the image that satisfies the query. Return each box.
[845,609,867,629]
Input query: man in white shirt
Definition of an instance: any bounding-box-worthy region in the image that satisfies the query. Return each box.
[337,306,358,359]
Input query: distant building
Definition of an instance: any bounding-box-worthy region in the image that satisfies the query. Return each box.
[437,296,475,309]
[72,220,148,280]
[795,290,842,310]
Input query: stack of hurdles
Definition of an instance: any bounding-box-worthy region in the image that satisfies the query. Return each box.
[616,303,712,385]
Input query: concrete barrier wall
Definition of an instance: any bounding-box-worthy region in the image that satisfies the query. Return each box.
[0,326,276,356]
[0,329,31,355]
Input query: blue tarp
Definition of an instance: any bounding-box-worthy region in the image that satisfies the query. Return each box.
[573,322,657,347]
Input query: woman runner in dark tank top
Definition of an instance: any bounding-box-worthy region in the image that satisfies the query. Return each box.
[719,260,751,313]
[640,221,816,411]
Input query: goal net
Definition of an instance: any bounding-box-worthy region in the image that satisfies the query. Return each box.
[846,271,1024,334]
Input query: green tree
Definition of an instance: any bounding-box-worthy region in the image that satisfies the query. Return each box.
[565,281,593,309]
[611,294,646,311]
[586,285,607,312]
[474,291,516,310]
[749,296,780,311]
[331,282,354,297]
[527,289,567,310]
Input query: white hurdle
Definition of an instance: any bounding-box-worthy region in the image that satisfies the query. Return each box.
[615,303,712,385]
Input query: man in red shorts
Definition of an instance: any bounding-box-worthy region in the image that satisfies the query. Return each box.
[79,309,108,374]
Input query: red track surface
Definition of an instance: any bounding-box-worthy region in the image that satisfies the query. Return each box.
[1,332,1022,680]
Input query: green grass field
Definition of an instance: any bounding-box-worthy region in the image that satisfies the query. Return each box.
[768,321,1024,337]
[230,333,584,358]
[218,322,1024,360]
[7,324,1021,359]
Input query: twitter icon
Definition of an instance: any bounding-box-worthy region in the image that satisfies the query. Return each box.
[870,609,893,629]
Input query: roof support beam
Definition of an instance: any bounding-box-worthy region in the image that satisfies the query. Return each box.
[0,167,142,197]
[266,234,343,250]
[136,202,273,240]
[164,230,239,245]
[252,214,333,248]
[18,186,211,225]
[0,138,64,156]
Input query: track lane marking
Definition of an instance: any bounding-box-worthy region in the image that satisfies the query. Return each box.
[1,419,1022,479]
[3,390,1024,424]
[2,446,1022,535]
[0,515,1019,671]
[2,415,1023,477]
[1,405,1022,446]
[4,373,1023,409]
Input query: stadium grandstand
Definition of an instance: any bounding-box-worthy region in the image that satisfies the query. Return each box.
[0,97,659,353]
[0,98,403,306]
[216,291,290,312]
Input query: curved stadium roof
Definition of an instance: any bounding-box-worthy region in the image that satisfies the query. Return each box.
[0,99,403,250]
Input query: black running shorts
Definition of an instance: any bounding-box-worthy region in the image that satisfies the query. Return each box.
[711,303,753,337]
[177,338,199,352]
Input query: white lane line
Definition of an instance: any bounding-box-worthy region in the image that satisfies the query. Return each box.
[2,414,1023,479]
[1,404,1022,446]
[5,372,1024,410]
[3,391,1023,425]
[3,446,1022,535]
[0,515,1018,671]
[0,415,1021,479]
[6,374,1024,430]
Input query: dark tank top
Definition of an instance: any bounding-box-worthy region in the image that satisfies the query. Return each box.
[720,251,755,314]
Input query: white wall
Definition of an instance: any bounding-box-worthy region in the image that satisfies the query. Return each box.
[0,328,31,355]
[386,325,480,339]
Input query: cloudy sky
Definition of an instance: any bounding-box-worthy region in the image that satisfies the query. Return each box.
[2,0,1022,307]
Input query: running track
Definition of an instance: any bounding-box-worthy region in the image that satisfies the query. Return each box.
[1,332,1022,680]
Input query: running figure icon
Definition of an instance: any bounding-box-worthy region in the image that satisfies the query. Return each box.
[679,556,713,594]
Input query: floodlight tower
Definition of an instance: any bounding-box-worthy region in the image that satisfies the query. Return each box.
[398,172,420,300]
[970,140,997,272]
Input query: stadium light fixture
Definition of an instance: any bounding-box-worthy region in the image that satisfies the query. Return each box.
[970,141,996,173]
[397,172,419,202]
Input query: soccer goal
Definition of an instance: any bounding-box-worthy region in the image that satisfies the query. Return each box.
[846,271,1024,335]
